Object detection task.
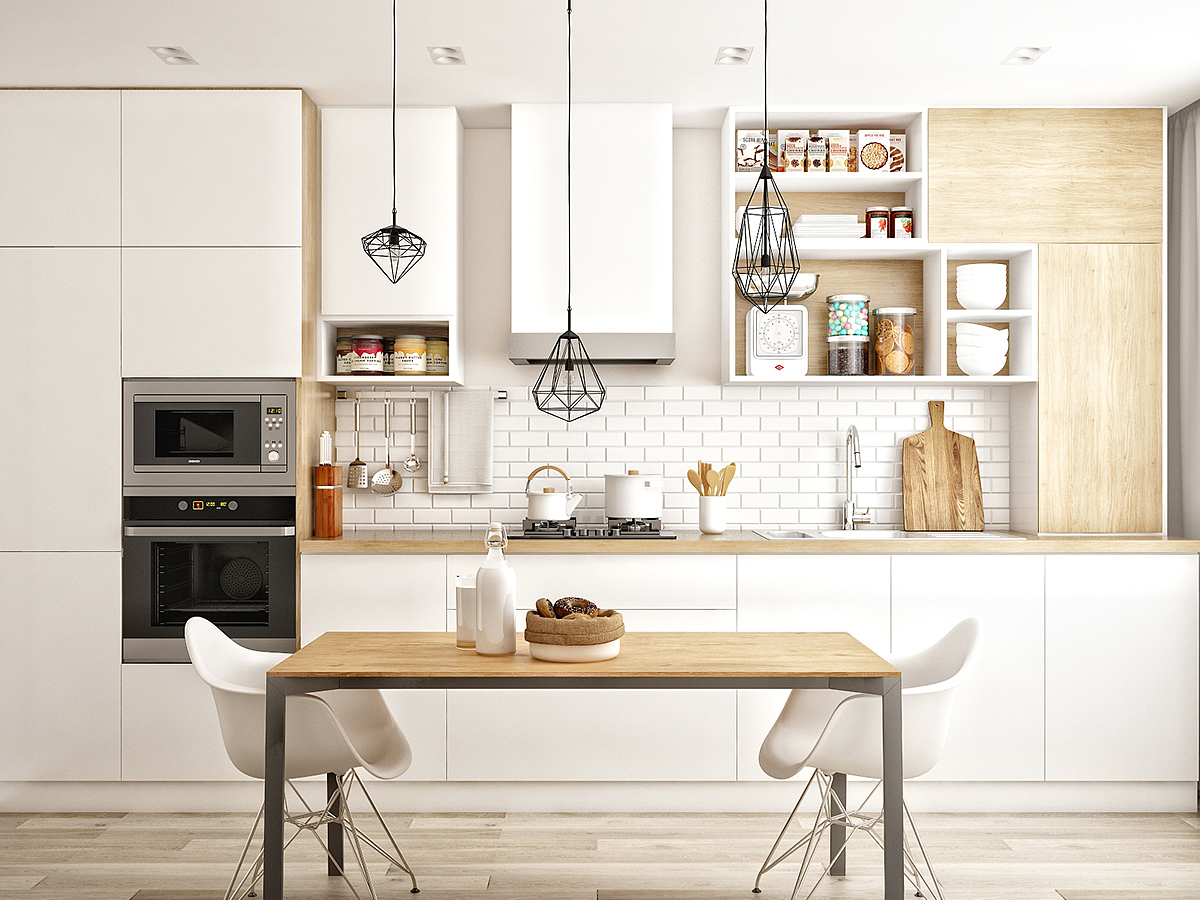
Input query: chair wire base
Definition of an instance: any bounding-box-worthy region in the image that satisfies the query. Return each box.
[224,770,419,900]
[752,770,944,900]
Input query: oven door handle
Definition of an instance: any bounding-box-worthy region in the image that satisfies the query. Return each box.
[123,526,296,537]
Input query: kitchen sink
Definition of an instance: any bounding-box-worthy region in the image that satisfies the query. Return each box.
[753,530,814,540]
[754,528,1025,541]
[811,529,909,539]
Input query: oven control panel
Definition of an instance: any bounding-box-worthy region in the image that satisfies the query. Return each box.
[261,395,288,471]
[124,495,296,522]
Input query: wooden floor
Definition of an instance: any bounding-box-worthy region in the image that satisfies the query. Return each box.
[0,809,1197,900]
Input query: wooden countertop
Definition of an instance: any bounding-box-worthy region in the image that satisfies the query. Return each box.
[300,528,1200,555]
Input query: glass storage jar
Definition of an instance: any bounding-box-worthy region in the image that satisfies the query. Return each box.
[872,308,917,375]
[349,335,384,375]
[393,335,427,374]
[828,335,868,375]
[827,294,870,337]
[425,338,450,375]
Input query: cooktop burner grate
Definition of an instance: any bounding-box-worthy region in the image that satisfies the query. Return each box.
[511,518,677,539]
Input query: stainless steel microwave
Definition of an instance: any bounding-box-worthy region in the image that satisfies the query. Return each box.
[123,379,296,489]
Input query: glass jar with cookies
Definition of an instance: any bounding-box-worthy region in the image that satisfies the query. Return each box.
[872,307,917,375]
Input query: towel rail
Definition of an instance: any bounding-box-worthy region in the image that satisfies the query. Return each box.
[337,389,507,401]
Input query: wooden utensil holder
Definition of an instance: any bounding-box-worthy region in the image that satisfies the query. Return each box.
[314,464,343,538]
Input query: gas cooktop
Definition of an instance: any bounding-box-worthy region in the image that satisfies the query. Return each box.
[510,518,677,539]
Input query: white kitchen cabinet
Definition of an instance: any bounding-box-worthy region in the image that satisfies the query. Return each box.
[511,104,672,334]
[121,247,301,377]
[121,90,303,247]
[0,90,121,246]
[735,555,891,782]
[300,554,448,780]
[321,107,463,318]
[0,249,121,551]
[121,663,248,781]
[1045,554,1199,781]
[0,552,121,780]
[892,554,1045,781]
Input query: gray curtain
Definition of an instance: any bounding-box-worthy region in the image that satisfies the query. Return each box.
[1168,100,1200,537]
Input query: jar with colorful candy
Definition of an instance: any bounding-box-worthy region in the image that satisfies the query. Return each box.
[827,294,870,338]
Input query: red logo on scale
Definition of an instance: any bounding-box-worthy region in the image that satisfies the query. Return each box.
[775,364,785,370]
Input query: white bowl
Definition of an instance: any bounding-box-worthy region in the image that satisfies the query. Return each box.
[956,263,1008,279]
[956,351,1006,376]
[955,288,1007,310]
[528,638,620,662]
[956,323,1008,339]
[955,332,1008,350]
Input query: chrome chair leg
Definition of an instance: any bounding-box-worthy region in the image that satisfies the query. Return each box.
[345,768,421,893]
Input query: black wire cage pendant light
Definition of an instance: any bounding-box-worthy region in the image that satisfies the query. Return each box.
[533,0,605,422]
[361,0,427,283]
[732,0,800,313]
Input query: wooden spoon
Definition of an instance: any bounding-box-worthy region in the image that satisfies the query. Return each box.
[706,469,721,494]
[687,469,705,495]
[719,462,736,496]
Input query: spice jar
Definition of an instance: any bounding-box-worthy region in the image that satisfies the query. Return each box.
[393,335,427,374]
[827,294,870,337]
[335,337,353,374]
[828,336,868,375]
[381,340,394,375]
[872,308,917,375]
[349,335,384,375]
[865,207,890,239]
[890,206,914,239]
[425,337,450,375]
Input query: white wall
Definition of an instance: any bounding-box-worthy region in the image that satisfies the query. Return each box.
[334,128,1013,530]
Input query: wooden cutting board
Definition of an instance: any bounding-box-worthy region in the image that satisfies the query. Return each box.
[902,400,984,531]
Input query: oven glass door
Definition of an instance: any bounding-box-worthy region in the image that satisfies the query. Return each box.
[132,399,262,471]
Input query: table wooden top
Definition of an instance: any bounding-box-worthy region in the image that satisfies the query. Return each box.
[267,631,900,681]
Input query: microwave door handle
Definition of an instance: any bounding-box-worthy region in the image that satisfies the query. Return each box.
[123,526,296,537]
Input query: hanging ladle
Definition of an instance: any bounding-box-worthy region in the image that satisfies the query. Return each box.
[403,397,421,473]
[371,401,402,494]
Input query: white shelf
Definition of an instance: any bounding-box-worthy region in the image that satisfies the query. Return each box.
[735,171,922,193]
[725,374,1038,385]
[945,309,1035,323]
[316,376,459,389]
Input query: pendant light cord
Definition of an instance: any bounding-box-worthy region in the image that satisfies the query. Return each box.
[391,0,397,222]
[761,0,769,212]
[566,0,573,331]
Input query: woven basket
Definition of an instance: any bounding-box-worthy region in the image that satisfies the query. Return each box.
[524,609,625,647]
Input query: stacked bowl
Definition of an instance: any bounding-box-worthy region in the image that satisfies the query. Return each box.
[956,323,1008,376]
[955,263,1007,310]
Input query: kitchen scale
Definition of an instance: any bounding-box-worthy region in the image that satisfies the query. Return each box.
[744,275,820,377]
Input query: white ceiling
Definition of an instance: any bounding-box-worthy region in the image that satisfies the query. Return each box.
[4,0,1200,127]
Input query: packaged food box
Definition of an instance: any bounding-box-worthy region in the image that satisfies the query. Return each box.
[736,130,777,171]
[856,130,891,172]
[777,129,809,171]
[820,130,851,173]
[848,133,858,172]
[805,136,828,173]
[889,133,907,172]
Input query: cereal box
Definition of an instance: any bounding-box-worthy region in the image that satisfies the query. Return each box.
[819,129,851,173]
[805,136,828,173]
[856,130,890,173]
[777,129,809,172]
[888,133,907,172]
[736,130,777,171]
[848,133,858,173]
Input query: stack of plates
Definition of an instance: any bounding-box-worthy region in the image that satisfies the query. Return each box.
[956,323,1008,376]
[955,263,1007,310]
[791,214,865,239]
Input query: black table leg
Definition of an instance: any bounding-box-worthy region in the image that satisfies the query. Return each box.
[327,773,344,876]
[829,771,847,876]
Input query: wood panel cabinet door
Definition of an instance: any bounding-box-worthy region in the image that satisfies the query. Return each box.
[1045,554,1199,781]
[735,555,891,782]
[892,554,1045,782]
[121,90,303,247]
[121,247,302,377]
[926,108,1163,243]
[1038,244,1162,533]
[0,249,121,551]
[0,552,121,780]
[0,90,121,246]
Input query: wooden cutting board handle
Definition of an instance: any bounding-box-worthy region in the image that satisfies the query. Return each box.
[927,400,945,431]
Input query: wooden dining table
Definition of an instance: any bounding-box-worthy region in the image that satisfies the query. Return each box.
[264,631,903,899]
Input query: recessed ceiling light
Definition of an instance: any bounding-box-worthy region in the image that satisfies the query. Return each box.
[428,46,465,65]
[1001,46,1049,65]
[149,46,198,65]
[716,46,753,65]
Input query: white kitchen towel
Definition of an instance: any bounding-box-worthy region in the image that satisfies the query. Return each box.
[428,389,494,494]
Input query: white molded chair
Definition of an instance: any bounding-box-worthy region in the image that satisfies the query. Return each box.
[754,618,981,900]
[185,616,419,900]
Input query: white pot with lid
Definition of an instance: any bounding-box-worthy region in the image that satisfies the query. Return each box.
[604,471,664,520]
[525,465,583,521]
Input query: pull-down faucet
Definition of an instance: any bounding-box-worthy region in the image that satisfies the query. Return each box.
[842,425,871,530]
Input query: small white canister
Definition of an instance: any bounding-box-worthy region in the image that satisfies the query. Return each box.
[455,574,477,650]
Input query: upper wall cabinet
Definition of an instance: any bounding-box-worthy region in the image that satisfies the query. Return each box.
[321,107,463,317]
[511,103,673,334]
[926,108,1163,243]
[121,90,304,247]
[0,90,121,246]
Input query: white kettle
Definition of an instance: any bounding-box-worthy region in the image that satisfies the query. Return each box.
[525,465,583,521]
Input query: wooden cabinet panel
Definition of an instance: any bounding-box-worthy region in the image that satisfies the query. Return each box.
[121,90,302,247]
[0,90,121,246]
[927,108,1163,243]
[121,247,302,377]
[0,249,121,551]
[1045,554,1199,781]
[1038,244,1162,532]
[0,553,121,780]
[892,554,1045,781]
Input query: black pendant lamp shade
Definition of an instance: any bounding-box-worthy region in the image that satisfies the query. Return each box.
[534,0,605,422]
[731,0,800,313]
[362,0,426,283]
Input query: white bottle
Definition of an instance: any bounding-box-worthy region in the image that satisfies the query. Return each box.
[475,523,516,655]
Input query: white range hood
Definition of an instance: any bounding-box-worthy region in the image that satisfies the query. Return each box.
[509,103,675,366]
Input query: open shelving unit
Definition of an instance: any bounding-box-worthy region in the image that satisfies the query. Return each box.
[315,315,465,388]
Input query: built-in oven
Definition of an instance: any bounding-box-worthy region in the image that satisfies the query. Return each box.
[122,493,297,662]
[123,379,295,489]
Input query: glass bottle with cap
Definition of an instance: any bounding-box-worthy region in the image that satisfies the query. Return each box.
[475,523,516,655]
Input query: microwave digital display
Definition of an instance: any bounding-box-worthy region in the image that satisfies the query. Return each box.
[266,407,282,415]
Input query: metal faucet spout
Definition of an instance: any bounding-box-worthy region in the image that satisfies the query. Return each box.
[842,425,868,530]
